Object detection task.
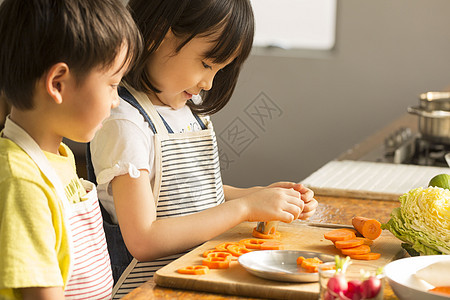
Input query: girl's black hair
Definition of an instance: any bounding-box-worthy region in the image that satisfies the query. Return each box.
[125,0,254,115]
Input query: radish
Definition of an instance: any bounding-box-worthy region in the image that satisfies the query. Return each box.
[345,280,361,300]
[327,273,348,294]
[360,276,381,298]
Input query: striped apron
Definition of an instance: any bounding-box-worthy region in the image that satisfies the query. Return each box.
[3,118,113,299]
[111,86,225,299]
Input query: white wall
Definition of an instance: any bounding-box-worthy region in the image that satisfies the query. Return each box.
[213,0,450,187]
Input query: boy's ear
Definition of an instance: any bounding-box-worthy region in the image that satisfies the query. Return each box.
[45,62,70,104]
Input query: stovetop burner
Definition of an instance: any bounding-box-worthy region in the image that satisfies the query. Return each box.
[358,127,450,167]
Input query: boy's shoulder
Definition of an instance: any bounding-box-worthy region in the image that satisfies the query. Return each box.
[0,137,43,182]
[0,138,74,184]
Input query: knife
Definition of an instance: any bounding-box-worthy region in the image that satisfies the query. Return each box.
[296,220,356,230]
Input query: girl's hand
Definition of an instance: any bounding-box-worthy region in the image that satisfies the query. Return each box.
[241,187,305,223]
[266,182,318,220]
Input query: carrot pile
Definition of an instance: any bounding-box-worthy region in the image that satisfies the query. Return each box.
[323,217,382,260]
[177,238,284,275]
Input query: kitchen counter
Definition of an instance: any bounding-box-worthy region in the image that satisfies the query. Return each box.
[122,195,402,300]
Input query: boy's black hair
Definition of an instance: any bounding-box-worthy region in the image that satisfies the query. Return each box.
[0,0,143,110]
[125,0,254,115]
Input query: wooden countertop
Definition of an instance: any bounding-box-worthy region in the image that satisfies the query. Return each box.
[122,195,402,300]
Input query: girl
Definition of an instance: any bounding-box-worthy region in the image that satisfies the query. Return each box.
[89,0,318,298]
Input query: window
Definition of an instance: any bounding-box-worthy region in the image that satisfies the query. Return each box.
[250,0,337,51]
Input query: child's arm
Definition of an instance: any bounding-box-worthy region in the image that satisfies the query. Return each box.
[20,287,64,300]
[224,182,318,220]
[112,170,305,262]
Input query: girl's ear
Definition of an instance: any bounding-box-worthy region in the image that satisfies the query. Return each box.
[45,62,70,104]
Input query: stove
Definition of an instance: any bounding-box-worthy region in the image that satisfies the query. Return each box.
[357,127,450,168]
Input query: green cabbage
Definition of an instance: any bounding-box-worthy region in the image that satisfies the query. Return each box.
[382,186,450,255]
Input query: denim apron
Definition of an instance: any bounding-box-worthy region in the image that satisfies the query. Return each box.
[3,117,113,299]
[87,85,225,299]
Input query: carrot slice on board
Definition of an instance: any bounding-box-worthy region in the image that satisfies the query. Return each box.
[239,238,265,250]
[335,238,364,249]
[323,229,356,242]
[215,242,240,252]
[348,252,381,260]
[340,244,371,256]
[352,217,382,240]
[252,227,281,239]
[206,252,233,260]
[355,237,374,246]
[227,244,252,257]
[203,249,230,257]
[260,241,284,250]
[177,265,210,275]
[202,256,231,269]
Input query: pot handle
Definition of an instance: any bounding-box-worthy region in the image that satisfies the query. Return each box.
[408,106,450,118]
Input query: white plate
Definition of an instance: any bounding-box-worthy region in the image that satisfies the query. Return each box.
[238,250,335,282]
[385,255,450,300]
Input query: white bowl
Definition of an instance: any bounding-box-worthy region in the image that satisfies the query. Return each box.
[384,255,450,300]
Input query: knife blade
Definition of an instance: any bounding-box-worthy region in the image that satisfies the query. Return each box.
[296,220,355,230]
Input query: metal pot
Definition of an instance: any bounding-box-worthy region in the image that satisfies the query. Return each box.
[407,92,450,145]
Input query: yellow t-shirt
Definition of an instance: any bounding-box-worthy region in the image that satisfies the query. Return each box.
[0,138,86,299]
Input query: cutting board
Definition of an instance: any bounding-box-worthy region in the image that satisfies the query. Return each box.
[301,160,450,201]
[154,221,405,299]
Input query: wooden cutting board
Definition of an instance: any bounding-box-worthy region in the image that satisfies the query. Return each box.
[154,221,405,299]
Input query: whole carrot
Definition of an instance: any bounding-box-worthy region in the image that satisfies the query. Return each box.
[352,217,382,240]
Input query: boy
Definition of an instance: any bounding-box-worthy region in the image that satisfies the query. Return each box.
[0,0,142,299]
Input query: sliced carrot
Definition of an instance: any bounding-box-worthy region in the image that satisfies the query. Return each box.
[348,252,381,260]
[215,242,240,252]
[355,237,374,246]
[206,252,233,260]
[239,238,266,250]
[296,256,305,265]
[227,244,252,257]
[203,249,230,257]
[260,241,284,250]
[429,286,450,296]
[301,257,323,273]
[324,229,356,242]
[341,244,371,256]
[335,238,364,249]
[252,228,281,239]
[352,217,382,240]
[177,265,209,275]
[202,256,231,269]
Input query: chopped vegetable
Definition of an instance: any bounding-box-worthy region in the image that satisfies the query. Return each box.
[300,257,323,273]
[352,216,382,240]
[355,237,374,246]
[215,242,240,252]
[239,238,266,249]
[203,249,231,257]
[348,252,381,260]
[202,255,231,269]
[177,265,209,275]
[428,173,450,190]
[360,276,382,299]
[226,244,252,257]
[429,286,450,296]
[252,227,281,239]
[324,229,356,242]
[334,238,364,249]
[340,244,371,256]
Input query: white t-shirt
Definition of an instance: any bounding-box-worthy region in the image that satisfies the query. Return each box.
[90,98,208,223]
